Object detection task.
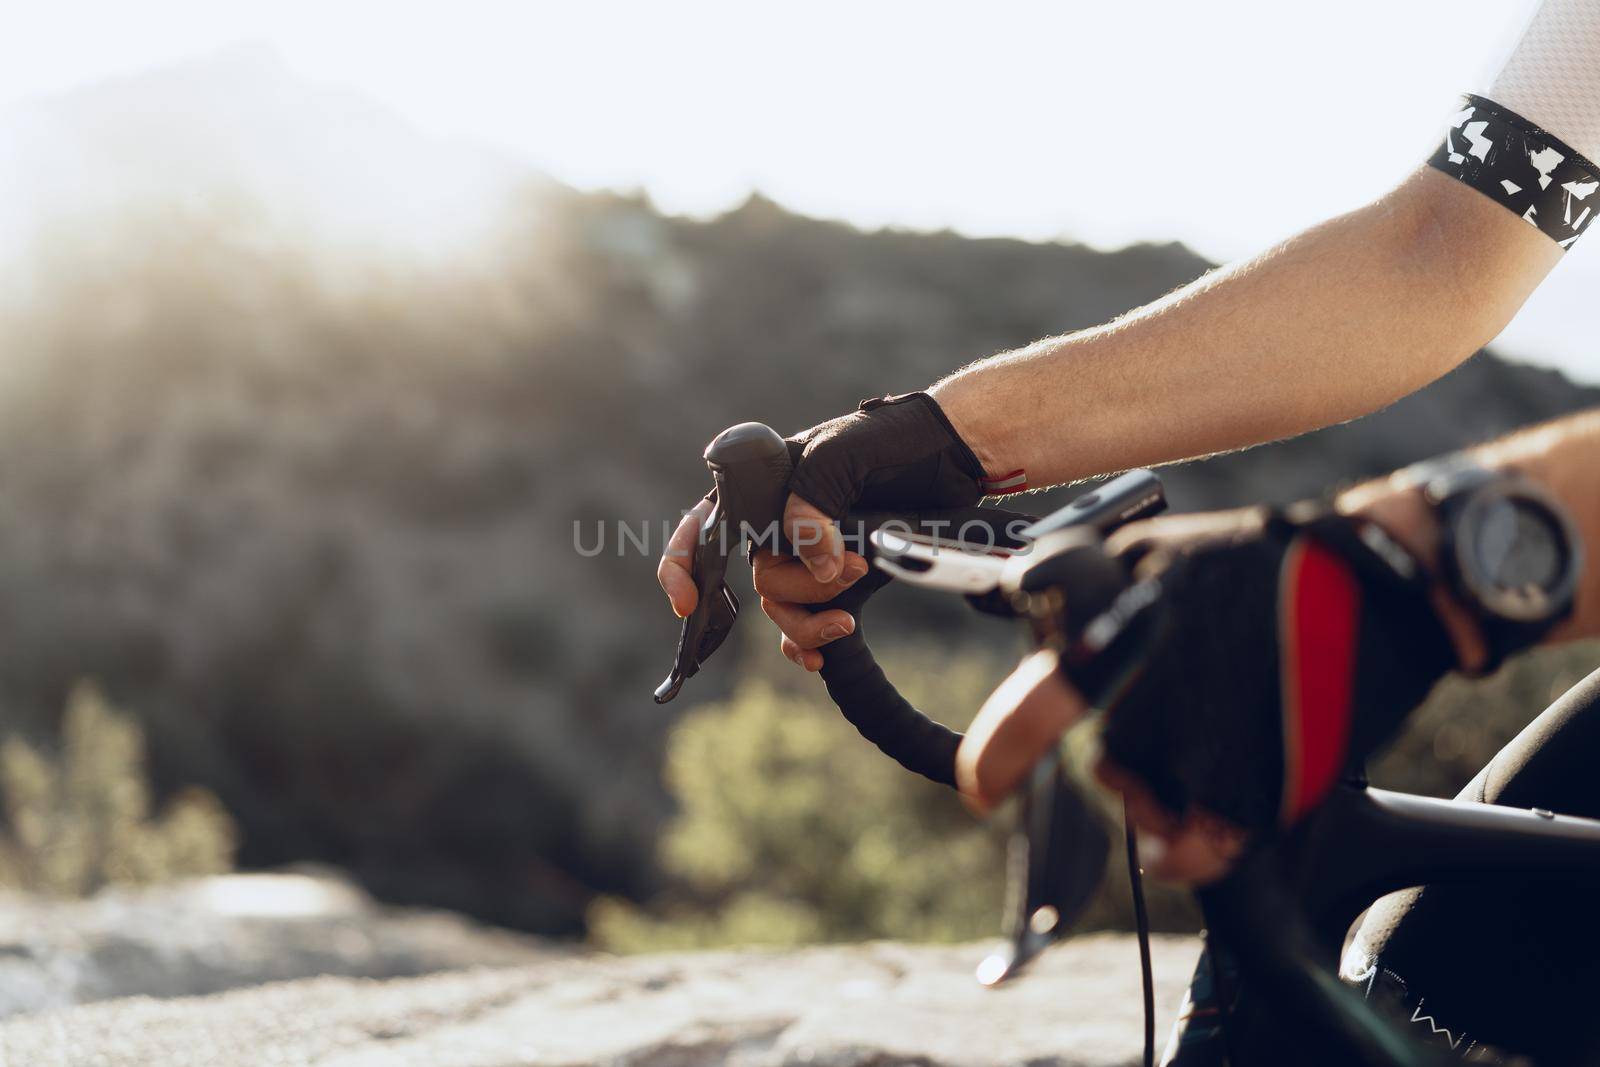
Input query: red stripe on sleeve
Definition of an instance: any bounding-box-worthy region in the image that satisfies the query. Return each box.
[979,469,1029,493]
[1279,539,1361,825]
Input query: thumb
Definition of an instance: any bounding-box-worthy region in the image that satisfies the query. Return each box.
[784,492,843,583]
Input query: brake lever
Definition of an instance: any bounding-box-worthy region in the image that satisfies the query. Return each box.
[654,423,792,704]
[976,748,1111,986]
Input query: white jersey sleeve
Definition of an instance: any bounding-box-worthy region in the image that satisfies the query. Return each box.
[1489,0,1600,161]
[1427,0,1600,248]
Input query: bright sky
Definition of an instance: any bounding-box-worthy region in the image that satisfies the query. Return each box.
[6,0,1597,381]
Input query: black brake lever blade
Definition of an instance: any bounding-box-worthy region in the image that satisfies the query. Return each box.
[652,511,738,704]
[655,423,792,704]
[978,749,1111,986]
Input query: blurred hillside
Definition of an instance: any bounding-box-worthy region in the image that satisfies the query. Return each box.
[0,48,1596,936]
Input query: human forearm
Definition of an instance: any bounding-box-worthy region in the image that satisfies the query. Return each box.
[931,167,1561,488]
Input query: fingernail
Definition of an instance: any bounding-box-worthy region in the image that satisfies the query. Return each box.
[1135,833,1167,870]
[811,558,840,583]
[821,623,848,640]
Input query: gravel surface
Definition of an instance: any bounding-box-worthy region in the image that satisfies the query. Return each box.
[0,934,1200,1067]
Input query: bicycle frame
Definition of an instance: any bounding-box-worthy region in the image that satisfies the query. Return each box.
[1171,777,1600,1066]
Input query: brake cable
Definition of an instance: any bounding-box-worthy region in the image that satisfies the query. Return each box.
[1124,808,1156,1067]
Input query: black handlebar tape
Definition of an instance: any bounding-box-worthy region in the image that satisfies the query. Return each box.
[816,570,960,785]
[815,507,1033,787]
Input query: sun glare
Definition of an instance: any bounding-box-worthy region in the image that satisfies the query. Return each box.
[2,0,1594,379]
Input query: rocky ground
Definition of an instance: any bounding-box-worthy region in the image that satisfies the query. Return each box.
[0,870,1198,1065]
[0,870,556,1019]
[0,931,1199,1067]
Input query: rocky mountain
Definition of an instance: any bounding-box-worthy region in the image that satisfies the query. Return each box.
[0,48,1595,936]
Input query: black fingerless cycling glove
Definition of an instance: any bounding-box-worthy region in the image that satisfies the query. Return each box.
[1071,509,1459,831]
[786,392,993,517]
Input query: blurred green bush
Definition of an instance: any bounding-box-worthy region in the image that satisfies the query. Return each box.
[590,644,1196,951]
[0,682,237,895]
[594,639,1600,951]
[590,649,1006,950]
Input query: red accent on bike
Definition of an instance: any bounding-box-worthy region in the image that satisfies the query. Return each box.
[1279,539,1360,825]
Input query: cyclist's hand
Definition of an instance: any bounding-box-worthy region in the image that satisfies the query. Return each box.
[754,390,993,669]
[655,492,873,668]
[959,506,1462,884]
[958,647,1249,884]
[752,542,869,671]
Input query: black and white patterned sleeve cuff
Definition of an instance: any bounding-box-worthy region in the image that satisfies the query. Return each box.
[1428,94,1600,250]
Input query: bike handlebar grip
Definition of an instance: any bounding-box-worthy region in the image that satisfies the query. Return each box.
[815,506,1033,788]
[818,616,962,787]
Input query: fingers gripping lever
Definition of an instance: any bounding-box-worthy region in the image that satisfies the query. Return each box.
[655,423,792,704]
[653,420,1031,792]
